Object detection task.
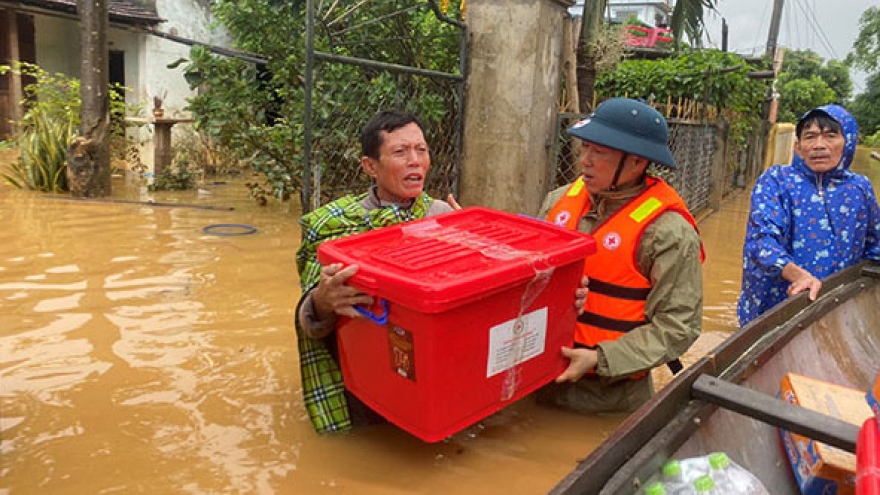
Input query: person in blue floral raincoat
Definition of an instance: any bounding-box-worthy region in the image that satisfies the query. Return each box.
[737,104,880,326]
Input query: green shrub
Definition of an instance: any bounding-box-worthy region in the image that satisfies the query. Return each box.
[3,112,73,191]
[148,160,195,191]
[0,62,133,191]
[863,131,880,148]
[595,49,767,169]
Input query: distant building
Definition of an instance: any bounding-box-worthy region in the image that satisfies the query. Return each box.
[0,0,237,175]
[568,0,672,28]
[0,0,230,141]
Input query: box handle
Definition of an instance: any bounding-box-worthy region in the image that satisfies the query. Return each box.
[354,298,389,325]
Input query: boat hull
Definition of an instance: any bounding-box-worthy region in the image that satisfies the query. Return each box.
[549,262,880,495]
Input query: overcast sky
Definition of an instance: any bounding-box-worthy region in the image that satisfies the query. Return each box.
[701,0,874,95]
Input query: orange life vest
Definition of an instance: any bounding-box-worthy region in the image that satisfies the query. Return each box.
[546,177,704,349]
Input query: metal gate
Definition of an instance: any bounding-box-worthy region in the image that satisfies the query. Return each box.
[301,0,466,212]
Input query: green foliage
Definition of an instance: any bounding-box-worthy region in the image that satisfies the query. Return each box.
[181,45,296,198]
[846,7,880,139]
[775,77,837,123]
[625,15,649,34]
[0,62,79,128]
[850,73,880,138]
[148,160,195,191]
[669,0,717,48]
[863,130,880,147]
[594,49,765,165]
[846,7,880,73]
[595,49,765,118]
[0,62,136,190]
[822,59,854,101]
[176,1,464,202]
[3,113,73,191]
[775,50,852,123]
[0,63,78,191]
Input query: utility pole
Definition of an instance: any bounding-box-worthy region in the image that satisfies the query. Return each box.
[767,47,786,124]
[754,0,785,184]
[721,18,728,52]
[762,0,784,120]
[765,0,784,60]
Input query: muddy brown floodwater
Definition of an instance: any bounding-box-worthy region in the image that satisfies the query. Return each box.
[1,147,878,494]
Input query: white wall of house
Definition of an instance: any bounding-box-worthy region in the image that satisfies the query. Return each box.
[568,0,671,26]
[130,0,231,171]
[27,1,230,172]
[145,0,232,117]
[33,16,80,77]
[33,17,147,112]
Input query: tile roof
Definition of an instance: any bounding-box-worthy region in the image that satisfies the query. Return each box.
[8,0,164,25]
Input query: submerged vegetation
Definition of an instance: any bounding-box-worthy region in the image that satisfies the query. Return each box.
[0,63,134,192]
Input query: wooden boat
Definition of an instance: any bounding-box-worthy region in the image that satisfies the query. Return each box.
[549,262,880,495]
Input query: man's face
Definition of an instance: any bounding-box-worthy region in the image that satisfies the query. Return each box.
[794,122,845,174]
[578,141,644,194]
[361,122,430,203]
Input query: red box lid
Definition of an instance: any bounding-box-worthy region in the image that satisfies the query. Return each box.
[316,206,596,313]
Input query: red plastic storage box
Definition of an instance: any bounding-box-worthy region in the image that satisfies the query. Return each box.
[857,417,880,495]
[316,206,596,442]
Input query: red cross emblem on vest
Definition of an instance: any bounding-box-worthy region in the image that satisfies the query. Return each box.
[603,232,622,250]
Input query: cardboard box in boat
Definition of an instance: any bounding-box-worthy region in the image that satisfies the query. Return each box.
[780,373,874,495]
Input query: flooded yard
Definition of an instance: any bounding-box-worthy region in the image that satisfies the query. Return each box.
[2,146,877,494]
[0,172,623,495]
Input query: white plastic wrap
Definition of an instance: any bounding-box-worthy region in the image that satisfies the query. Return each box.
[641,452,770,495]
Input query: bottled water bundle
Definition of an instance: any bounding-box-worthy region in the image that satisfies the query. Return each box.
[640,452,770,494]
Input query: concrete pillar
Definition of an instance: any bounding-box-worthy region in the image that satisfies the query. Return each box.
[460,0,573,216]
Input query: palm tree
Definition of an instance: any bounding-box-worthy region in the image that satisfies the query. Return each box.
[669,0,719,48]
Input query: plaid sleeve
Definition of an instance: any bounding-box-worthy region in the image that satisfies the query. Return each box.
[292,192,434,433]
[293,195,367,433]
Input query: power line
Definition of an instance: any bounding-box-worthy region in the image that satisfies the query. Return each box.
[752,1,770,56]
[706,2,769,55]
[782,0,794,53]
[791,0,838,59]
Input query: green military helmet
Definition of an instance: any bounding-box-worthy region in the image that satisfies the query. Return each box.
[567,97,677,169]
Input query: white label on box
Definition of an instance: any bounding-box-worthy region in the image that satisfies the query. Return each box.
[486,307,548,378]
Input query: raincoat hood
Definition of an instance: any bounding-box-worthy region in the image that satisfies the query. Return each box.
[792,104,859,176]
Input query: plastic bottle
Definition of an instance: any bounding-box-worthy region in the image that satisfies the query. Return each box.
[660,460,689,495]
[678,454,710,482]
[708,452,733,493]
[708,452,771,495]
[644,481,667,495]
[658,453,770,495]
[692,475,719,494]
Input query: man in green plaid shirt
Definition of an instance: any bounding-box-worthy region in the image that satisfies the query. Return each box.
[295,111,456,433]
